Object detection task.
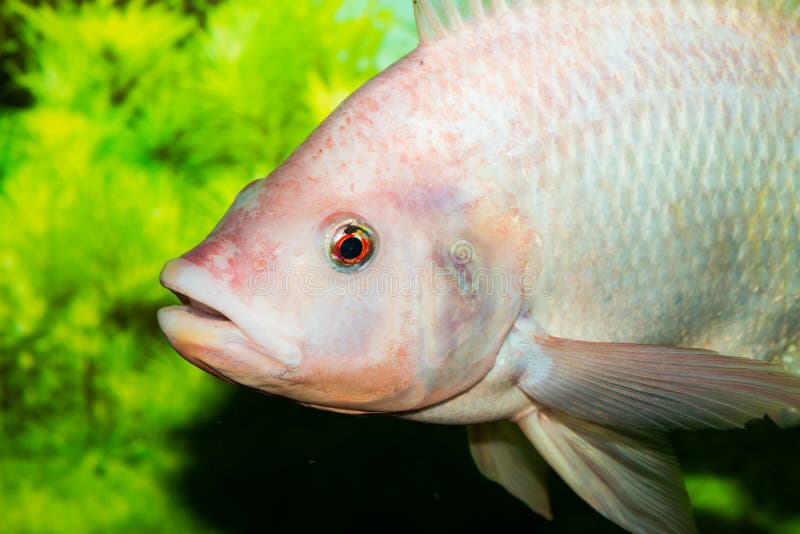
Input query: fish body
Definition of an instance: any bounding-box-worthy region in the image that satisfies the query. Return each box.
[158,1,800,532]
[511,1,800,362]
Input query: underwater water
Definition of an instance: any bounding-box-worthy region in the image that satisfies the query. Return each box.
[0,0,798,531]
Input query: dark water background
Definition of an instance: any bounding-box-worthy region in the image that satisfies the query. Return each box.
[175,387,800,533]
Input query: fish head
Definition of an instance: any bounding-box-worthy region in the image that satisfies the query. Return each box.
[158,60,535,414]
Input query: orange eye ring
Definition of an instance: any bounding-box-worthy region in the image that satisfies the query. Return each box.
[326,219,377,270]
[333,232,370,264]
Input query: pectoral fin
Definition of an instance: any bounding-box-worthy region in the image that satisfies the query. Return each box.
[517,409,696,533]
[468,421,552,519]
[518,334,800,430]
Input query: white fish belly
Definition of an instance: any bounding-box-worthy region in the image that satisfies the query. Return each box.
[507,2,800,364]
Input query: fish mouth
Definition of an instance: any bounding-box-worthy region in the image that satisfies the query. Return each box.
[157,258,300,389]
[158,259,239,336]
[176,292,230,320]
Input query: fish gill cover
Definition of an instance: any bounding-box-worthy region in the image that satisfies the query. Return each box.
[0,0,799,532]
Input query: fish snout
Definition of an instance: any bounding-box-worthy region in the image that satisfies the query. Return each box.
[158,257,303,388]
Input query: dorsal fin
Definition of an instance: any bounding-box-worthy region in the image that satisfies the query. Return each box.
[412,0,800,44]
[413,0,514,43]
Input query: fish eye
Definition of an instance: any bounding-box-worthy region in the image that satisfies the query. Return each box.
[326,219,377,271]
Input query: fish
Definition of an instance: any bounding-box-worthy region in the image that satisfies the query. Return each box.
[157,1,800,532]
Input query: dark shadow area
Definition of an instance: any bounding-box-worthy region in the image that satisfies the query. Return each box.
[673,420,800,533]
[173,387,624,533]
[174,385,800,533]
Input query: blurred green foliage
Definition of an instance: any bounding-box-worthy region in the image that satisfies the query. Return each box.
[0,0,413,530]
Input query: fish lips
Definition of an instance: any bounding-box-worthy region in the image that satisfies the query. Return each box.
[157,259,301,393]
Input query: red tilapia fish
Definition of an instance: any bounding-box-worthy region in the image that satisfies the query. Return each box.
[158,1,800,531]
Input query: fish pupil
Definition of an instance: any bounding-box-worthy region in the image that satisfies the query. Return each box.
[339,236,363,261]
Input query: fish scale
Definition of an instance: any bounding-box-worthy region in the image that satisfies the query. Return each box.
[499,2,800,363]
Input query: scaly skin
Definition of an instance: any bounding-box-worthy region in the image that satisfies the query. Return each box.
[410,0,800,361]
[405,0,800,423]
